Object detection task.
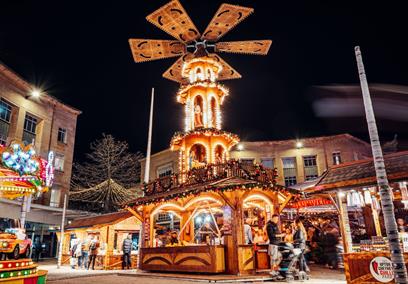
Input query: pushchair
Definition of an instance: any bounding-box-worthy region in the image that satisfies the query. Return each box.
[276,242,309,282]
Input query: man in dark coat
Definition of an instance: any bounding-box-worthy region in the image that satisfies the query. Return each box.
[122,234,133,269]
[266,214,284,278]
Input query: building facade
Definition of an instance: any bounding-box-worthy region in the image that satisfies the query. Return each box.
[141,134,372,187]
[0,62,81,208]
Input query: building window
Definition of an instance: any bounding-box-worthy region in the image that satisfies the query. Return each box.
[157,163,173,178]
[260,158,274,169]
[332,152,342,165]
[0,99,12,145]
[57,128,67,144]
[55,154,65,171]
[50,187,61,207]
[282,157,297,186]
[240,158,255,165]
[22,114,37,145]
[303,155,318,180]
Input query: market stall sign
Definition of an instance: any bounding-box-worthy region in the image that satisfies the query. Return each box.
[369,256,394,283]
[290,198,332,209]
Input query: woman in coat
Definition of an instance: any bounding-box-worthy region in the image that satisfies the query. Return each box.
[293,219,308,273]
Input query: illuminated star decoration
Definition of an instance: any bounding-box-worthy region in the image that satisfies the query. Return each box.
[2,143,40,176]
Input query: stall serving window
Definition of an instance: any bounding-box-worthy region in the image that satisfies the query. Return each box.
[114,230,140,254]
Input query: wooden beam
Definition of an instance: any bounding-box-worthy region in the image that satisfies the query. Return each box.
[279,193,293,213]
[218,191,236,210]
[125,206,143,222]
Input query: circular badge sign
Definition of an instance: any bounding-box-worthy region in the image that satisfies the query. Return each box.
[369,256,394,283]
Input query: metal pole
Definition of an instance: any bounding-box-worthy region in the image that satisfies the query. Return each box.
[57,194,67,269]
[144,87,154,185]
[20,195,29,228]
[138,87,154,269]
[355,46,408,283]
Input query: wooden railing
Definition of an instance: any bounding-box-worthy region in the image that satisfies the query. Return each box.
[143,160,277,196]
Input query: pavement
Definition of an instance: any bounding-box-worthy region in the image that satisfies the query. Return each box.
[39,259,346,284]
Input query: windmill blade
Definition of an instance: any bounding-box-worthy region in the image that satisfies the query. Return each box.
[129,39,185,63]
[208,54,241,81]
[202,4,254,41]
[162,53,194,83]
[216,40,272,55]
[146,0,201,43]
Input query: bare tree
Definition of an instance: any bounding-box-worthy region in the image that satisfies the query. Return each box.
[355,46,408,283]
[70,134,143,212]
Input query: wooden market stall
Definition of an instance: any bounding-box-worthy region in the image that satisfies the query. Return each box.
[59,211,141,270]
[304,151,408,283]
[127,161,295,275]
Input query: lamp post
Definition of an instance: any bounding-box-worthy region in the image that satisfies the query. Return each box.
[355,46,408,283]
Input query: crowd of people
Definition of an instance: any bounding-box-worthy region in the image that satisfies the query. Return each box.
[69,235,100,270]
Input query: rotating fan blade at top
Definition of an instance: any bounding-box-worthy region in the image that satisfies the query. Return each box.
[215,40,272,55]
[162,53,194,83]
[129,39,185,63]
[146,0,201,43]
[202,4,254,42]
[208,54,241,81]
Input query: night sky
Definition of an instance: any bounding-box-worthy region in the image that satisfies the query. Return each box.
[2,1,408,161]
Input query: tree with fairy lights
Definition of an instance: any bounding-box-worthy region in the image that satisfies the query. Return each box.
[69,134,143,212]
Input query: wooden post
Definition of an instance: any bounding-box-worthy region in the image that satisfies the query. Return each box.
[336,192,352,253]
[57,194,67,268]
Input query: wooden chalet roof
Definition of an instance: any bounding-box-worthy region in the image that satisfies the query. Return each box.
[306,151,408,193]
[65,210,132,230]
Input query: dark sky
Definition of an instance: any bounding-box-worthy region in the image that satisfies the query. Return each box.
[2,1,408,160]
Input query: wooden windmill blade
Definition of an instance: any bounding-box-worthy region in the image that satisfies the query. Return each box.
[162,53,194,83]
[146,0,201,43]
[129,39,186,63]
[202,4,254,41]
[208,54,242,81]
[215,40,272,55]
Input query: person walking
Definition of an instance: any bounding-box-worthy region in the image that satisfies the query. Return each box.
[293,218,309,275]
[88,236,100,270]
[122,234,133,269]
[266,214,284,279]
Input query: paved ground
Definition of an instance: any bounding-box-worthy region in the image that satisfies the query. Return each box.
[40,259,346,284]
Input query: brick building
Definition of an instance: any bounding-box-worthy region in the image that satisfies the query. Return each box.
[0,62,81,207]
[141,134,372,187]
[0,61,82,256]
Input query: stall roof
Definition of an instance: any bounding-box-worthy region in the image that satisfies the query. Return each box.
[306,151,408,193]
[65,210,132,230]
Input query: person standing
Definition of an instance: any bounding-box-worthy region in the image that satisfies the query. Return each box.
[33,237,42,262]
[293,218,308,274]
[266,214,284,278]
[122,234,133,269]
[244,218,253,245]
[80,236,90,269]
[88,236,100,270]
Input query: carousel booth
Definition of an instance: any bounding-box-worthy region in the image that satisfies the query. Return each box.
[304,151,408,284]
[59,211,141,270]
[127,161,294,275]
[0,142,53,283]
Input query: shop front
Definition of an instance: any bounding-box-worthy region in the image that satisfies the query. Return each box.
[304,151,408,283]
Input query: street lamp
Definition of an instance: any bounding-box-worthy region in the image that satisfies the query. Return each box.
[26,89,41,99]
[237,144,244,151]
[295,141,303,149]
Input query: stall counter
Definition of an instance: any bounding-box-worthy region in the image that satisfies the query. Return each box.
[140,245,225,273]
[343,252,408,283]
